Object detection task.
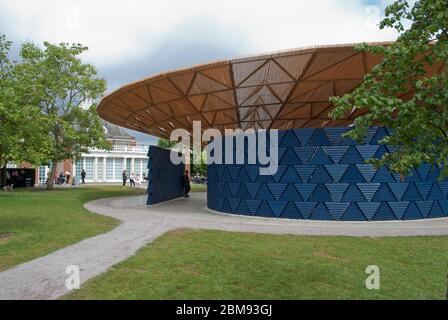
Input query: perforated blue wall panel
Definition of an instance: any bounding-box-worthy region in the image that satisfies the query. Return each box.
[147,146,185,205]
[207,127,448,221]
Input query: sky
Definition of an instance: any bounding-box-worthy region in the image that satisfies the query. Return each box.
[0,0,401,144]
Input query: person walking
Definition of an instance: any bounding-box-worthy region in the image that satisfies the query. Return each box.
[130,172,136,188]
[122,170,128,187]
[81,169,86,184]
[65,171,71,185]
[181,170,191,198]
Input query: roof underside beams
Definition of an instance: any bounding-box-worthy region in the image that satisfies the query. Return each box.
[97,43,438,139]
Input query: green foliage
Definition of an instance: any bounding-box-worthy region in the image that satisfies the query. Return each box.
[0,35,49,185]
[157,138,177,149]
[17,41,109,187]
[330,0,448,178]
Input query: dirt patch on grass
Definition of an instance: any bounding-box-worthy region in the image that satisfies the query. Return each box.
[0,232,14,244]
[314,251,347,262]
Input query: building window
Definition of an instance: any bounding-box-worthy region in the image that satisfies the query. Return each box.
[97,158,103,181]
[76,159,83,178]
[85,158,94,180]
[106,158,114,180]
[114,158,123,180]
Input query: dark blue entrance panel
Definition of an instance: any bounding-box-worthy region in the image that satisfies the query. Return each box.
[207,127,448,221]
[147,146,185,205]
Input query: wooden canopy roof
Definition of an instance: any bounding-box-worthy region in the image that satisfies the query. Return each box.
[97,42,393,139]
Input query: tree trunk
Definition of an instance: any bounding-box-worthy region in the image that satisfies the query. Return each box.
[46,160,58,189]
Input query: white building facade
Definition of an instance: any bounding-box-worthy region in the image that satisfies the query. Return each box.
[74,144,149,183]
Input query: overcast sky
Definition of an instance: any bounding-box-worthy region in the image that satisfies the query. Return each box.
[0,0,402,144]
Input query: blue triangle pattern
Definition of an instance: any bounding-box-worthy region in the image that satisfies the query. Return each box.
[364,127,379,144]
[281,202,303,219]
[388,183,409,201]
[281,184,302,201]
[267,183,288,200]
[342,203,366,221]
[325,183,350,202]
[325,202,350,220]
[294,147,316,164]
[388,202,410,220]
[427,183,444,200]
[268,201,288,217]
[309,166,333,183]
[357,202,381,221]
[281,147,302,165]
[272,166,288,182]
[245,200,262,214]
[310,203,334,220]
[237,167,251,183]
[356,146,379,160]
[280,166,302,183]
[438,182,448,198]
[374,145,389,159]
[357,183,381,201]
[356,164,377,182]
[228,183,241,197]
[280,130,301,147]
[295,183,317,201]
[323,146,349,163]
[372,183,396,201]
[341,185,365,201]
[294,128,315,146]
[256,201,274,217]
[324,128,347,145]
[236,200,251,215]
[404,169,421,182]
[415,182,433,200]
[324,165,348,182]
[416,201,434,218]
[402,183,423,201]
[309,148,334,165]
[417,164,432,181]
[245,183,261,199]
[309,184,332,202]
[373,203,396,221]
[309,129,332,146]
[402,202,424,220]
[370,127,389,144]
[340,146,364,164]
[294,165,316,183]
[372,166,396,183]
[228,166,241,182]
[245,166,259,182]
[256,184,274,200]
[438,200,448,216]
[237,183,251,199]
[340,165,366,183]
[294,202,317,219]
[429,201,444,218]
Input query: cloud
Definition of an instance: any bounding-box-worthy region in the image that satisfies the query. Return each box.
[0,0,400,143]
[0,0,398,68]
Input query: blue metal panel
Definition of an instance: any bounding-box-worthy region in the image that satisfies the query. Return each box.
[146,146,185,205]
[207,126,445,221]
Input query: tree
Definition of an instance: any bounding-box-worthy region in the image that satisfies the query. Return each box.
[0,35,49,187]
[157,138,177,149]
[19,41,109,188]
[330,0,448,178]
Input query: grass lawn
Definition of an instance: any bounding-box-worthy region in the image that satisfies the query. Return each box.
[66,229,448,300]
[0,186,145,271]
[191,184,207,192]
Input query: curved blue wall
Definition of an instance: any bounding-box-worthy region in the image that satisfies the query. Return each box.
[207,127,448,221]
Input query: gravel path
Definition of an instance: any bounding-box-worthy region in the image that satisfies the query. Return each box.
[1,193,447,300]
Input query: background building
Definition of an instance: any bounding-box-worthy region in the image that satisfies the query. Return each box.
[36,121,149,185]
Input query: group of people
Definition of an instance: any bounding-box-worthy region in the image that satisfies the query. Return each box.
[121,170,142,188]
